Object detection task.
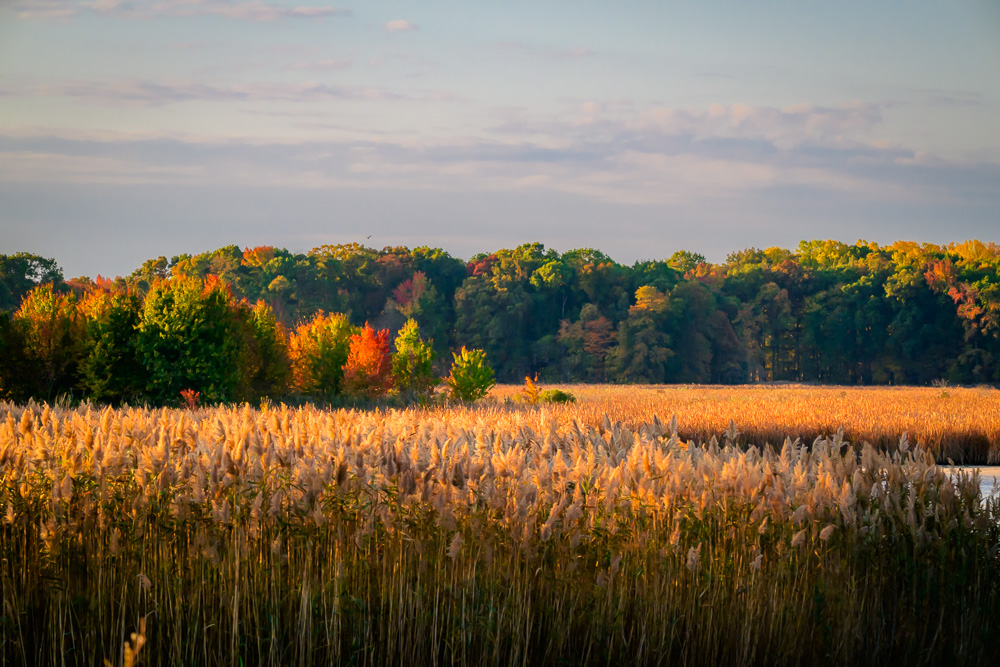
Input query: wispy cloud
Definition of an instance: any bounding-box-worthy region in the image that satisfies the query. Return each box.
[493,41,596,60]
[2,119,997,281]
[286,59,352,71]
[384,19,417,32]
[923,91,985,108]
[0,78,409,105]
[629,100,883,148]
[2,96,996,211]
[12,0,352,22]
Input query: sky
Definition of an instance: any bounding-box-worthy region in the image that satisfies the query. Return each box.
[1,0,998,278]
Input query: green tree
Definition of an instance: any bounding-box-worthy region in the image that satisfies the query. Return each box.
[446,347,496,401]
[0,253,63,313]
[0,313,32,401]
[608,286,673,383]
[234,300,291,402]
[289,311,357,399]
[135,277,244,405]
[454,243,563,380]
[392,318,437,397]
[78,288,144,404]
[129,256,170,295]
[668,250,706,273]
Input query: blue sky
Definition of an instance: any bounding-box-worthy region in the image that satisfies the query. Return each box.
[1,0,998,278]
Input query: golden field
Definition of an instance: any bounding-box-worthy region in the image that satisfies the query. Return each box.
[494,384,1000,464]
[1,387,999,665]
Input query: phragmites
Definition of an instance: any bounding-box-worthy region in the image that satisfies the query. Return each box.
[2,395,999,666]
[1,396,993,570]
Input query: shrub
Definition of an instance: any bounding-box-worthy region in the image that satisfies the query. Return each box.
[446,346,495,401]
[512,376,575,404]
[539,388,575,403]
[522,376,541,403]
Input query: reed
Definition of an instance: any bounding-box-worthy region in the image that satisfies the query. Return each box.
[492,384,1000,464]
[1,394,998,665]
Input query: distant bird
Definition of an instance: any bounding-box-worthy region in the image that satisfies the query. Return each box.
[366,235,372,239]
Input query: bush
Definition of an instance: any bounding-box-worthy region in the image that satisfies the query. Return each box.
[512,377,576,404]
[539,388,576,403]
[446,347,495,401]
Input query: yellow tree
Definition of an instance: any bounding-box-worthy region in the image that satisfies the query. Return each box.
[15,284,84,400]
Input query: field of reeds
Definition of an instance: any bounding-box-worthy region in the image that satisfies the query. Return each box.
[495,383,1000,464]
[2,387,1000,665]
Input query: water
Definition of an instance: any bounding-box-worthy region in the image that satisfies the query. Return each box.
[940,466,1000,498]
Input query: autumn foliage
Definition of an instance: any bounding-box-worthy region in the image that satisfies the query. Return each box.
[342,323,394,399]
[288,311,356,398]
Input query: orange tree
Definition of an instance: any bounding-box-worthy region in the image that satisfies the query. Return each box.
[343,323,393,399]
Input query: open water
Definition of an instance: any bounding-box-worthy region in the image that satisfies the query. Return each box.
[940,466,1000,499]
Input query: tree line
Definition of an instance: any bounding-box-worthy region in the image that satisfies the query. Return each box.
[1,239,998,404]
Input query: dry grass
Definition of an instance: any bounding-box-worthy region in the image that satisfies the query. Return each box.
[492,384,1000,464]
[1,391,999,665]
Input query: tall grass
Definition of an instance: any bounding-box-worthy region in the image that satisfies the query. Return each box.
[1,397,999,665]
[492,384,1000,464]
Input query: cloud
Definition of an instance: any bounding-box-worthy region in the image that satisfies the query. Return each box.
[11,0,353,22]
[924,91,985,108]
[3,122,998,280]
[625,101,883,148]
[384,19,417,32]
[0,78,409,106]
[286,59,352,71]
[10,0,78,19]
[2,100,996,212]
[494,41,597,60]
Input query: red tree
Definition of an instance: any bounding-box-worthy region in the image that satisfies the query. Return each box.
[342,323,394,398]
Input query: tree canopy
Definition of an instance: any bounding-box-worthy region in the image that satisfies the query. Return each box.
[2,239,999,404]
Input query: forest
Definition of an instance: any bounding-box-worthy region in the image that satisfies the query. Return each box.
[1,239,998,405]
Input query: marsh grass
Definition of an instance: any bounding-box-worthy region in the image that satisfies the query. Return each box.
[1,395,999,665]
[493,384,1000,464]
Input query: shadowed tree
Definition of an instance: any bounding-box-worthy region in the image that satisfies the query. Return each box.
[14,284,84,400]
[0,253,64,314]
